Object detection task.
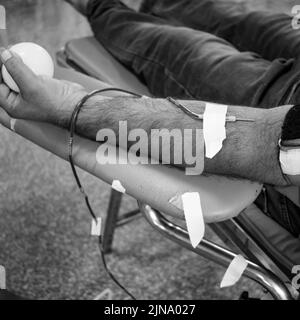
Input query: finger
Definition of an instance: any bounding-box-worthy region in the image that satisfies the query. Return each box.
[0,46,17,85]
[0,82,9,100]
[0,91,10,118]
[0,47,3,83]
[0,82,19,118]
[0,48,38,92]
[0,106,11,128]
[0,83,10,110]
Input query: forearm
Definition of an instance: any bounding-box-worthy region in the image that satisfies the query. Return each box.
[54,96,291,186]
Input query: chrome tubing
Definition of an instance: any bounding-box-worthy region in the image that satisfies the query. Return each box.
[139,203,294,300]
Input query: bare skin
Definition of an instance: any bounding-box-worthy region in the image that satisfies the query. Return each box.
[0,48,295,187]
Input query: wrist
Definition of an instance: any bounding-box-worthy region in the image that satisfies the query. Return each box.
[59,93,113,140]
[51,91,88,128]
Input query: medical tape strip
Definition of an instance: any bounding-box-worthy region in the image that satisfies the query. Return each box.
[91,217,102,237]
[0,265,6,290]
[10,118,17,132]
[203,103,228,159]
[220,254,248,288]
[170,192,205,248]
[0,6,6,30]
[279,149,300,176]
[111,180,126,194]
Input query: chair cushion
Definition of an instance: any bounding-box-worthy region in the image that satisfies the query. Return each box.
[240,205,300,276]
[65,36,150,96]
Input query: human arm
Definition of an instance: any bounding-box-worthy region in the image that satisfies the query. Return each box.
[54,95,290,186]
[0,48,294,186]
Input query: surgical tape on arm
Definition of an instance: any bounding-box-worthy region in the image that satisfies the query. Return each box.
[203,103,228,159]
[279,148,300,176]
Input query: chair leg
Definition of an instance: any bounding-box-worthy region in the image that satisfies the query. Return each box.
[102,190,123,253]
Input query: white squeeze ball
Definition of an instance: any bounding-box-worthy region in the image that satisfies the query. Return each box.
[2,42,54,93]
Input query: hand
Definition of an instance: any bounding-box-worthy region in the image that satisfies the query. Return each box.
[0,48,88,125]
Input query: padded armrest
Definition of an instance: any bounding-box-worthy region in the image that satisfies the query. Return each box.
[0,37,262,223]
[0,36,262,222]
[61,37,300,211]
[63,36,150,96]
[0,112,261,223]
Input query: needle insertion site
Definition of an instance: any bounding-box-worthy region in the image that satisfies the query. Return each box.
[166,96,255,122]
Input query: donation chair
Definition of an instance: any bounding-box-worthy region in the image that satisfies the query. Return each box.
[1,37,299,299]
[56,37,300,300]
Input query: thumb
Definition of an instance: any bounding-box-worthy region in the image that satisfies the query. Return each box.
[0,48,38,93]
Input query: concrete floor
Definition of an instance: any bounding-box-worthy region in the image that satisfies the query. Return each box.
[0,0,296,300]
